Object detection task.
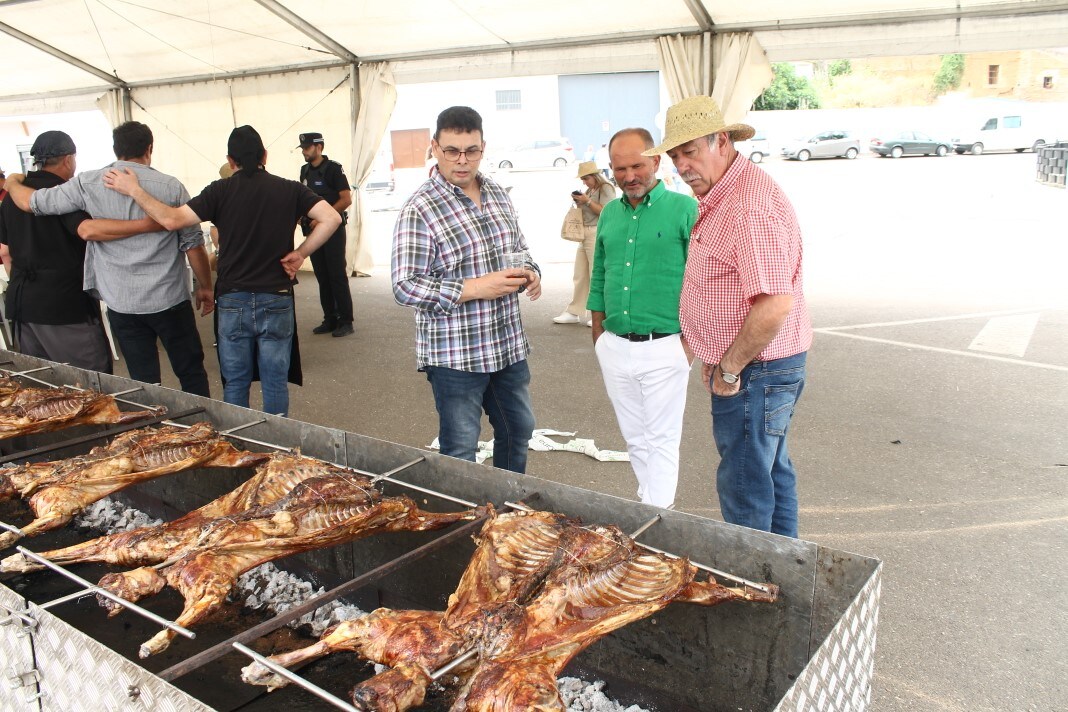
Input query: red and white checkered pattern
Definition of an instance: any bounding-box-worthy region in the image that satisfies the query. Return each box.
[680,156,812,364]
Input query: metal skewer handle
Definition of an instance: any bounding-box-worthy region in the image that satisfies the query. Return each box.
[232,642,360,712]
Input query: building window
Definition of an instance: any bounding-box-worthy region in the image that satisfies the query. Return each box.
[988,65,999,85]
[496,90,521,111]
[1043,75,1054,89]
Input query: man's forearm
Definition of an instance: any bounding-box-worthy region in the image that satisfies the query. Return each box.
[127,185,184,229]
[5,180,33,212]
[186,246,213,292]
[78,217,161,241]
[720,294,793,372]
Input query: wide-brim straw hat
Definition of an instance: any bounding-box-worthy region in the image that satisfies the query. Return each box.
[644,95,755,155]
[576,160,599,178]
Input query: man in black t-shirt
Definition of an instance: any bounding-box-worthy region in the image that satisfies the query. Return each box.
[0,131,156,373]
[103,125,341,416]
[298,132,354,338]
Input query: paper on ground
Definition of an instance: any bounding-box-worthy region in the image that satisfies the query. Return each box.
[429,428,628,464]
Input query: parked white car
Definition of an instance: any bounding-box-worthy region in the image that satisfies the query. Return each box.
[952,114,1050,155]
[735,132,771,163]
[492,138,576,169]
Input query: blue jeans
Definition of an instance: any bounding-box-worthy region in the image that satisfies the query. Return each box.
[216,291,294,416]
[424,360,535,473]
[711,352,807,537]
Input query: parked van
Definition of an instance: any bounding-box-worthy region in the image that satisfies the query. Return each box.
[952,115,1049,155]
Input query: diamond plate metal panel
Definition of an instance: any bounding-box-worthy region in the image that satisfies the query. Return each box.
[774,564,882,712]
[0,584,40,712]
[25,599,213,712]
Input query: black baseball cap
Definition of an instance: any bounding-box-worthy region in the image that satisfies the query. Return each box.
[30,130,77,160]
[297,132,324,148]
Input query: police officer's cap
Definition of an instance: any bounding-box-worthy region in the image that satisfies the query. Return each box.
[297,132,325,148]
[31,130,77,160]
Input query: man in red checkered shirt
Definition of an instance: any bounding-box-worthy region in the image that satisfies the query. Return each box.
[645,96,812,538]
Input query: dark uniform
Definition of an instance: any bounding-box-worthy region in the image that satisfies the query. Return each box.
[299,154,353,332]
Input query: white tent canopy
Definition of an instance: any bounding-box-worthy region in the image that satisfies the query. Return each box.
[3,0,1066,272]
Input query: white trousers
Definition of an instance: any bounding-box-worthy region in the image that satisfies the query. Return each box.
[594,332,692,507]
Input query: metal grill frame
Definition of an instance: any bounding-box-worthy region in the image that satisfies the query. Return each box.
[0,351,882,711]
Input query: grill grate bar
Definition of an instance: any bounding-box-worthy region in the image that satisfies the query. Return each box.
[15,545,195,640]
[231,641,360,712]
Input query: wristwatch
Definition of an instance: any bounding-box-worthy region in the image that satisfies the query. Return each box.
[719,366,739,385]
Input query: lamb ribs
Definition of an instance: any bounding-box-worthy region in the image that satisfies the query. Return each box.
[0,422,269,549]
[243,509,779,712]
[0,385,159,440]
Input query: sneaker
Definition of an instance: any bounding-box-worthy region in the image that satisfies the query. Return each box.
[332,323,354,338]
[312,321,337,335]
[552,311,580,324]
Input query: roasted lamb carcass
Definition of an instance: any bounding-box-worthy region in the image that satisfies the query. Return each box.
[244,510,778,712]
[1,452,343,573]
[0,422,270,549]
[106,475,481,658]
[0,376,23,406]
[0,387,160,441]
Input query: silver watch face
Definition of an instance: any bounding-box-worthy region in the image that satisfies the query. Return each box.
[721,371,739,384]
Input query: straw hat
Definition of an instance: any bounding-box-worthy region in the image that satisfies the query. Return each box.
[644,95,755,155]
[219,162,235,179]
[576,160,600,178]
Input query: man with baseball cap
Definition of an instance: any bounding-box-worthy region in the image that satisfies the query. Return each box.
[103,125,340,417]
[4,121,214,396]
[645,96,812,537]
[298,132,353,338]
[0,129,178,375]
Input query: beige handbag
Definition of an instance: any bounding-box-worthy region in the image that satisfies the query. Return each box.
[560,205,585,242]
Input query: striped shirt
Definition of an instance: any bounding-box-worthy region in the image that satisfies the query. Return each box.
[392,169,538,373]
[680,154,812,364]
[30,161,203,315]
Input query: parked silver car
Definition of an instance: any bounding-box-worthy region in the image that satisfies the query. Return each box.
[492,138,576,169]
[781,130,860,161]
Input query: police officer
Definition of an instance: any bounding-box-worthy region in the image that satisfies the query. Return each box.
[298,132,354,337]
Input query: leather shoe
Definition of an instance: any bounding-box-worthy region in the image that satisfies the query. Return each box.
[552,311,580,324]
[332,323,354,338]
[312,321,337,335]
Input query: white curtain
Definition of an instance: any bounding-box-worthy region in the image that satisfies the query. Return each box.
[348,61,398,277]
[711,33,775,124]
[94,88,128,128]
[655,32,774,123]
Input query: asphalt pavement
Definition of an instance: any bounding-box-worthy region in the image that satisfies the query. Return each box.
[144,150,1065,712]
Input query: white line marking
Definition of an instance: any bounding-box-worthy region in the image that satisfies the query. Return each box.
[968,313,1040,356]
[814,329,1068,372]
[818,306,1055,332]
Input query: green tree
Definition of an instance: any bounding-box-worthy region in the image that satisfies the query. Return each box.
[754,63,821,110]
[829,59,853,78]
[933,54,965,95]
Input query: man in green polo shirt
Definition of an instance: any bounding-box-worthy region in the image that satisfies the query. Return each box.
[588,127,698,509]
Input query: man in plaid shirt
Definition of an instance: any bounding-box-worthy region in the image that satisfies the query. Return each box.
[646,96,813,538]
[392,106,541,473]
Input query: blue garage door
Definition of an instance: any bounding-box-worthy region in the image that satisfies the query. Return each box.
[559,72,661,162]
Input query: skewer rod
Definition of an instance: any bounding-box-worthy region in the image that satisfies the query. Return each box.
[629,514,662,539]
[431,648,477,680]
[161,419,294,453]
[0,520,25,536]
[231,642,360,712]
[221,418,267,435]
[14,546,195,639]
[2,366,54,378]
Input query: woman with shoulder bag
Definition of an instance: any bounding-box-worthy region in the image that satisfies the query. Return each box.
[553,161,617,325]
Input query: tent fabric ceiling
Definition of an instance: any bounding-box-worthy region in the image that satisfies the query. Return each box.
[1,0,1067,105]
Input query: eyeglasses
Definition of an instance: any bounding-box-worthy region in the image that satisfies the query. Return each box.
[439,146,483,162]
